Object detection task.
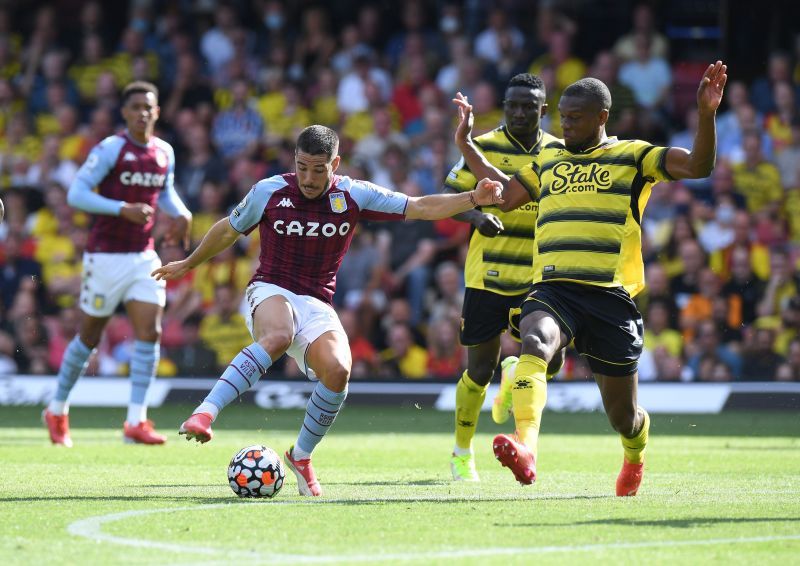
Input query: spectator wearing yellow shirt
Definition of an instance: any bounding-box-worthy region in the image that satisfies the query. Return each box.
[263,82,311,146]
[107,27,159,87]
[380,323,428,379]
[643,300,683,358]
[764,82,796,155]
[733,131,782,214]
[757,249,799,321]
[710,211,771,282]
[468,82,504,136]
[0,114,41,164]
[33,212,83,308]
[529,30,586,97]
[199,284,252,371]
[310,68,340,127]
[774,298,800,356]
[54,105,86,162]
[0,78,23,136]
[189,180,228,247]
[68,34,109,103]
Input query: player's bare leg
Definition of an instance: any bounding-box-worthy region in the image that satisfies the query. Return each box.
[45,314,109,447]
[285,330,351,496]
[123,300,166,444]
[595,372,649,496]
[181,295,293,442]
[452,338,500,481]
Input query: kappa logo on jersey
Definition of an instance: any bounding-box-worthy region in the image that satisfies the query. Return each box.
[329,191,347,213]
[273,219,352,237]
[123,152,137,162]
[277,198,295,208]
[120,171,166,187]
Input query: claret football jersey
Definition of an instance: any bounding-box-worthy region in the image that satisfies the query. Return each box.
[230,173,408,304]
[75,132,174,253]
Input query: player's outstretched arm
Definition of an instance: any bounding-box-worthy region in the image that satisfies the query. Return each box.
[440,186,504,237]
[665,60,727,180]
[406,178,504,220]
[452,93,511,187]
[151,217,240,281]
[452,93,533,211]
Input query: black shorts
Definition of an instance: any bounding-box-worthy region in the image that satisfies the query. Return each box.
[515,281,644,377]
[460,287,528,346]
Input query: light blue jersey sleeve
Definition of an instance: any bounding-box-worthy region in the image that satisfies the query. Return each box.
[229,175,287,234]
[67,135,127,215]
[339,176,408,216]
[156,143,191,218]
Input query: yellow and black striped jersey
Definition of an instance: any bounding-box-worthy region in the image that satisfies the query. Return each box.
[445,126,561,296]
[514,137,673,298]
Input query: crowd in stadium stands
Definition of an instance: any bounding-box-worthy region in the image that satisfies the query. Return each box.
[0,1,799,382]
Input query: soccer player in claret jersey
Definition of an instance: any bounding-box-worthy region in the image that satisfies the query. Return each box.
[442,73,566,482]
[453,61,727,494]
[152,125,503,496]
[43,81,192,446]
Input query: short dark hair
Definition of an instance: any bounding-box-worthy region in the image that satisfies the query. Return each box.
[296,125,339,160]
[507,73,546,95]
[122,81,159,104]
[562,78,612,111]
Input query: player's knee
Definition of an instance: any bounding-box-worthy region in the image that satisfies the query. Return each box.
[258,331,293,357]
[322,361,350,392]
[138,328,161,344]
[520,331,553,360]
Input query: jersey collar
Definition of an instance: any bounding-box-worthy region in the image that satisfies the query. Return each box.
[502,126,543,154]
[572,136,618,154]
[123,129,153,149]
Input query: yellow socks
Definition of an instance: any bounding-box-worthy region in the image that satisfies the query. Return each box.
[621,407,650,464]
[512,354,548,457]
[454,371,489,452]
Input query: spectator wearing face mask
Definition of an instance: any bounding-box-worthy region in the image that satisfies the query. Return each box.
[698,197,738,253]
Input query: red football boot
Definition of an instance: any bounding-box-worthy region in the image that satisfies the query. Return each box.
[178,412,214,443]
[492,433,536,485]
[43,409,73,447]
[123,420,167,444]
[616,459,644,496]
[284,447,322,496]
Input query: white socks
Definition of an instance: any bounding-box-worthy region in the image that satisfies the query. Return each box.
[48,400,69,416]
[194,401,220,420]
[453,445,472,457]
[127,403,147,425]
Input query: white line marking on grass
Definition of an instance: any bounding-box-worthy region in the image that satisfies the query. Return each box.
[68,503,800,563]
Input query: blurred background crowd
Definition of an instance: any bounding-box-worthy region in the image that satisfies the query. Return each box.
[1,0,799,382]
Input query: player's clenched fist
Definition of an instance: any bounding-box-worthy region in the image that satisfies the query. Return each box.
[121,202,154,224]
[151,259,190,281]
[471,178,505,206]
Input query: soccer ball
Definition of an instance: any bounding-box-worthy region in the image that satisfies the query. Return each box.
[227,444,285,498]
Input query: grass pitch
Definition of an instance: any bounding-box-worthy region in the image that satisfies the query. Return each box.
[1,404,799,565]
